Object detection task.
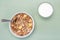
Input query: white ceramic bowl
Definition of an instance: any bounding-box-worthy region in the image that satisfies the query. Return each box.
[9,12,34,38]
[38,3,53,18]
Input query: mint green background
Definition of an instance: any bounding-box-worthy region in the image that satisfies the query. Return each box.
[0,0,60,40]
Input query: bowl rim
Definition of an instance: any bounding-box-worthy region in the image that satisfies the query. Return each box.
[9,11,34,38]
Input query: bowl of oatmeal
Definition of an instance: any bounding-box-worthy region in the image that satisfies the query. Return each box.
[9,12,34,38]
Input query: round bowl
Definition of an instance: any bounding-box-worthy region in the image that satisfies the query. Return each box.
[9,12,34,38]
